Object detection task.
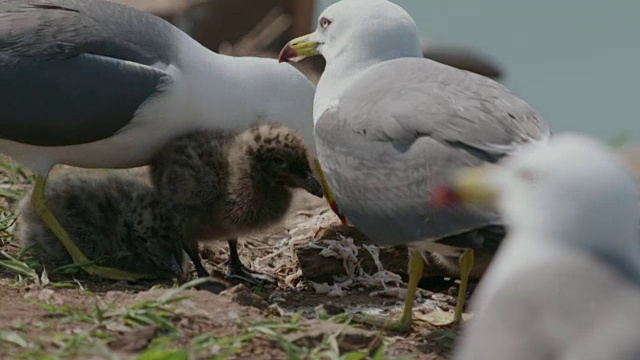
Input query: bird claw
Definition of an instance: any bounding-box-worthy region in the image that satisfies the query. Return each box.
[226,263,276,286]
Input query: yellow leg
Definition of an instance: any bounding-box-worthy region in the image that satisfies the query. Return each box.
[454,249,474,324]
[32,175,152,281]
[397,248,424,331]
[418,248,474,326]
[352,249,423,332]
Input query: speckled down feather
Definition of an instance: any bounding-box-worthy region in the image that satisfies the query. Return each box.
[15,124,322,280]
[15,170,186,279]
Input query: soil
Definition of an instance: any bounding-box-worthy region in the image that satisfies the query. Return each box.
[0,166,485,360]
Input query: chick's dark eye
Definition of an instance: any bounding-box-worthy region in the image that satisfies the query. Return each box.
[319,17,332,29]
[273,156,286,167]
[290,162,307,175]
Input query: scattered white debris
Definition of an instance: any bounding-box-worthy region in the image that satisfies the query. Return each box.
[197,193,429,304]
[317,235,359,277]
[310,281,347,297]
[24,288,63,307]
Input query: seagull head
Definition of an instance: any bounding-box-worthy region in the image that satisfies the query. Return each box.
[278,0,422,65]
[433,133,640,254]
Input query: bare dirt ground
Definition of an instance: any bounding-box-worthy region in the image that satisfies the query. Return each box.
[0,164,474,360]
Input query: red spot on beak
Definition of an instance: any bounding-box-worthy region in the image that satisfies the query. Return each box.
[278,46,296,63]
[431,185,462,208]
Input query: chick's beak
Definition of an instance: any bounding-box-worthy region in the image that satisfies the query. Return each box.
[431,165,499,207]
[279,33,321,63]
[296,170,325,198]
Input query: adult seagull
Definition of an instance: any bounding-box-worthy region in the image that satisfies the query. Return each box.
[279,0,550,330]
[439,134,640,360]
[0,0,316,281]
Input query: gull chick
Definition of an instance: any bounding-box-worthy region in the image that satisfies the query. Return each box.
[16,171,186,280]
[16,124,323,289]
[151,124,324,289]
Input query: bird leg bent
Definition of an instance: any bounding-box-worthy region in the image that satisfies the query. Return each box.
[225,239,276,285]
[32,175,151,281]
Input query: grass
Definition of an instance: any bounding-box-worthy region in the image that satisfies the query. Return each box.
[0,248,82,288]
[2,279,200,358]
[4,294,384,360]
[0,156,434,360]
[0,267,386,359]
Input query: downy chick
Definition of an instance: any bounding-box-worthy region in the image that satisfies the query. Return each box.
[16,170,186,280]
[16,124,323,288]
[151,124,324,288]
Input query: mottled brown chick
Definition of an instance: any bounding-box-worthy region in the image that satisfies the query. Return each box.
[16,124,322,289]
[151,124,324,290]
[16,171,186,280]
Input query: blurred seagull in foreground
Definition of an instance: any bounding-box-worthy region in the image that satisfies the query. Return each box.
[433,133,640,360]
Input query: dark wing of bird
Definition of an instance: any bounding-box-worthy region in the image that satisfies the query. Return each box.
[0,0,181,146]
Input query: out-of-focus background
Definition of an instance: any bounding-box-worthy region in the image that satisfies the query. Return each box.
[116,0,639,141]
[319,0,640,142]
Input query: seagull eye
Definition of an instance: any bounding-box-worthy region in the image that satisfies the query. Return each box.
[319,17,332,29]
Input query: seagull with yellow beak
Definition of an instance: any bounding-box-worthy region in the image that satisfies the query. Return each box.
[436,133,640,360]
[279,0,550,330]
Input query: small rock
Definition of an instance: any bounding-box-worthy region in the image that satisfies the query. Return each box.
[288,321,383,355]
[314,303,346,319]
[267,289,288,303]
[323,302,346,315]
[221,284,269,310]
[266,304,286,317]
[431,293,451,302]
[109,326,159,353]
[339,330,384,353]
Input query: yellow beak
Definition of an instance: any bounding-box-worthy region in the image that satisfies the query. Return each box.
[279,34,321,63]
[433,164,499,207]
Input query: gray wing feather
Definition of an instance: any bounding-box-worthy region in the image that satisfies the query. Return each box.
[343,58,550,157]
[315,58,550,245]
[316,107,501,244]
[0,0,179,146]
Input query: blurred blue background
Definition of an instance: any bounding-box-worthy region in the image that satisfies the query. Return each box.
[317,0,640,141]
